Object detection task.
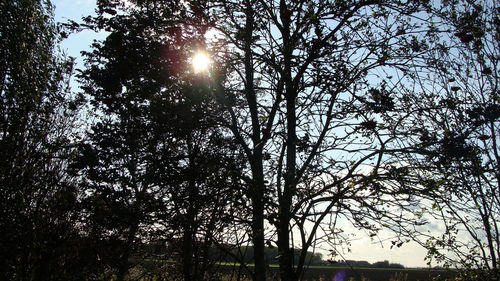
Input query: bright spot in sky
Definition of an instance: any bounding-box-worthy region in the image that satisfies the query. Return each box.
[192,52,211,73]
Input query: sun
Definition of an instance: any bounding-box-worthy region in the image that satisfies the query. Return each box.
[192,52,211,73]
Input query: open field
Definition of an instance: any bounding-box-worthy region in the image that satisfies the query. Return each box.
[130,260,458,281]
[297,266,457,281]
[158,264,458,281]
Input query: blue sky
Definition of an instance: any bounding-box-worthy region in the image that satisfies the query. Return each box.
[51,0,431,268]
[53,0,106,76]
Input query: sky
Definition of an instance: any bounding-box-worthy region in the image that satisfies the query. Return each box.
[51,0,433,268]
[53,0,106,77]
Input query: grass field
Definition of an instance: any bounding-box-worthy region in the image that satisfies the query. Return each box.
[127,260,458,281]
[297,266,457,281]
[203,264,458,281]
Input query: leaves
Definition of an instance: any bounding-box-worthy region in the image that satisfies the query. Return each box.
[0,0,84,279]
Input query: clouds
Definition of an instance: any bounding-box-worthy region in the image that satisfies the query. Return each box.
[335,221,429,267]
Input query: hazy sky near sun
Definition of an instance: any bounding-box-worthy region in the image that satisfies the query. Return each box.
[51,0,434,268]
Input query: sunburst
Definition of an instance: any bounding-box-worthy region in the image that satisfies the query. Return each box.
[192,51,211,73]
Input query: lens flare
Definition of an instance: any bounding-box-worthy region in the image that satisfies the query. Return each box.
[333,270,347,281]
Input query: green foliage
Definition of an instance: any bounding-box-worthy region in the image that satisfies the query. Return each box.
[454,268,500,281]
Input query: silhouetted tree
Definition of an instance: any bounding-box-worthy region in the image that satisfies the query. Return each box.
[388,0,500,275]
[73,1,246,280]
[202,0,447,280]
[0,0,83,280]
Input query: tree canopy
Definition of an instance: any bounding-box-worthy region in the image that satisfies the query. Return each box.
[0,0,82,280]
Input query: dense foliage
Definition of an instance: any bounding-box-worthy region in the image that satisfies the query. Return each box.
[70,1,246,280]
[0,0,83,280]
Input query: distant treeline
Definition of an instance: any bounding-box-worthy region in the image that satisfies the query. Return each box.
[143,242,404,268]
[328,259,405,269]
[143,242,323,265]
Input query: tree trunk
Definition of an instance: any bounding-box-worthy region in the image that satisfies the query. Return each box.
[277,91,297,281]
[278,96,298,281]
[278,1,297,280]
[242,0,266,280]
[251,160,266,281]
[183,178,198,281]
[116,218,139,281]
[116,243,131,281]
[182,206,195,281]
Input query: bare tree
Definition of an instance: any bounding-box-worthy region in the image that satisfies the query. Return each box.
[388,0,500,273]
[202,0,445,279]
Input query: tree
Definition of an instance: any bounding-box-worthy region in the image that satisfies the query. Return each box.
[73,1,246,280]
[0,0,82,280]
[389,0,500,274]
[202,0,444,280]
